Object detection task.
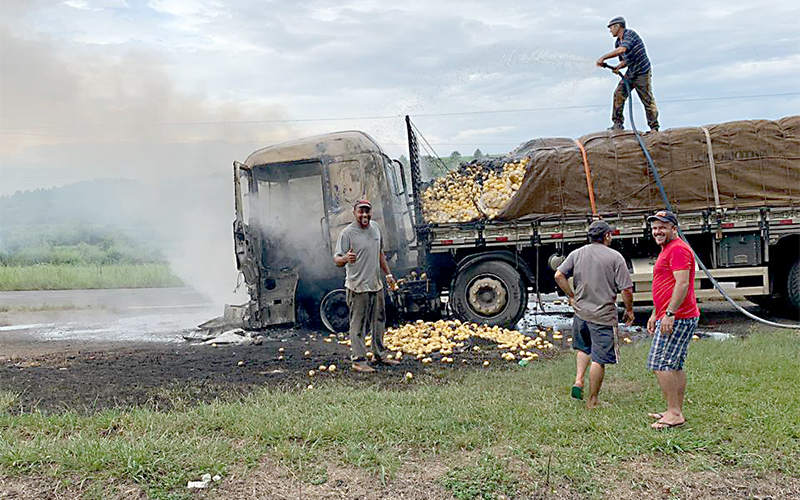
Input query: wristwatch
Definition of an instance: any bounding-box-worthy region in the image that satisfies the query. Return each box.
[665,310,675,318]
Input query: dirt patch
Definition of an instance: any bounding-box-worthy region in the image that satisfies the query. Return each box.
[0,475,146,500]
[203,456,453,500]
[196,452,800,500]
[599,457,800,499]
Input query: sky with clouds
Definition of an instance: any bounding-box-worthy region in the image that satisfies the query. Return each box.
[1,0,799,195]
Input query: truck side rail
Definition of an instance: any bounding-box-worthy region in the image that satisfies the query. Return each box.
[426,205,800,251]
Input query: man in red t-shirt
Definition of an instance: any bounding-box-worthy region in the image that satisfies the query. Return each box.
[646,210,700,430]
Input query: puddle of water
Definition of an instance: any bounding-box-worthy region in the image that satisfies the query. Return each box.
[10,307,220,344]
[517,299,644,338]
[0,323,57,332]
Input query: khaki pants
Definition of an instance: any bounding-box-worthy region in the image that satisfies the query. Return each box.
[346,289,388,362]
[612,70,659,130]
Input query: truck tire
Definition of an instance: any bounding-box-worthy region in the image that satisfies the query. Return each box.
[451,260,528,328]
[320,289,349,333]
[787,259,800,315]
[745,295,782,311]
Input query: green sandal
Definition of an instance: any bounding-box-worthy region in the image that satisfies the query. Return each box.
[571,386,583,400]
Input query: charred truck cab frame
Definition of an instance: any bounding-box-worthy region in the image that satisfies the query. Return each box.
[230,131,420,331]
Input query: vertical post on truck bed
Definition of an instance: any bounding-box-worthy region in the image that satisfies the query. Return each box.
[405,115,429,267]
[405,116,425,228]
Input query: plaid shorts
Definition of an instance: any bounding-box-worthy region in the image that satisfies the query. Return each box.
[647,317,699,371]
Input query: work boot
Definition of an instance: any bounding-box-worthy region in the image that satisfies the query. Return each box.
[375,356,400,366]
[352,362,376,373]
[608,123,624,132]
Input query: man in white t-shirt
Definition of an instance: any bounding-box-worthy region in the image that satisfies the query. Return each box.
[333,199,398,373]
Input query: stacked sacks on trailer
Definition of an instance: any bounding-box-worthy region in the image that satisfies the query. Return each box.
[420,116,800,223]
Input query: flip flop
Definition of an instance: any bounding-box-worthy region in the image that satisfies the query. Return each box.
[648,412,664,420]
[571,386,583,400]
[651,419,685,430]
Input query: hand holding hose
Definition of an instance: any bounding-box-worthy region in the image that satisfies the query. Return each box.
[599,62,620,75]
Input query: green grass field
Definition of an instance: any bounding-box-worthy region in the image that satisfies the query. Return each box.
[0,263,183,291]
[0,329,798,499]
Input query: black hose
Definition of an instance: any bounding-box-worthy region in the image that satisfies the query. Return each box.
[613,70,800,329]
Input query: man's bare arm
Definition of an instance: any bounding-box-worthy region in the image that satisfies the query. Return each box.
[667,270,691,313]
[379,252,395,286]
[554,270,573,298]
[596,46,626,67]
[379,252,391,276]
[621,287,634,325]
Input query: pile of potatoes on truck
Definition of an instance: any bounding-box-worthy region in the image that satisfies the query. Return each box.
[421,157,529,223]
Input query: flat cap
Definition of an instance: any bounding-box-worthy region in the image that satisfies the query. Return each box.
[607,16,626,28]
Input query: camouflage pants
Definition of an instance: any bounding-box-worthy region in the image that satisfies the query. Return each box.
[612,70,659,130]
[346,289,388,362]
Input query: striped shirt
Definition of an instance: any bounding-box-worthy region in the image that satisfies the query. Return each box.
[615,29,651,77]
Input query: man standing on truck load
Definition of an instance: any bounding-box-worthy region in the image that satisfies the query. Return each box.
[333,199,399,373]
[554,220,635,409]
[596,16,660,133]
[646,210,699,430]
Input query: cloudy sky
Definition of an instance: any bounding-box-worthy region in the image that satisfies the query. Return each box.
[1,0,799,196]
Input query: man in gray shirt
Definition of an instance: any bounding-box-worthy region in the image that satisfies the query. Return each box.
[334,199,398,373]
[555,220,634,408]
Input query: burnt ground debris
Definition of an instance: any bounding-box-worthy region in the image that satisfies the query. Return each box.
[0,326,562,414]
[0,301,792,414]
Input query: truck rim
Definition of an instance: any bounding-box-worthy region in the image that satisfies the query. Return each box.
[467,276,508,316]
[320,289,349,333]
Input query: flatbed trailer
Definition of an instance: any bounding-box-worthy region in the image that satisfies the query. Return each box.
[419,205,799,309]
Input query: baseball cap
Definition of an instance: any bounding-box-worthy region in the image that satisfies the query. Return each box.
[647,210,679,225]
[607,16,626,28]
[353,199,372,209]
[588,220,615,239]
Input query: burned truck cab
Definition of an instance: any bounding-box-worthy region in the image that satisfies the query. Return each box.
[230,131,412,331]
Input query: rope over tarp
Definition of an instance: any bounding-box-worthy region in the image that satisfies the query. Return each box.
[573,139,598,216]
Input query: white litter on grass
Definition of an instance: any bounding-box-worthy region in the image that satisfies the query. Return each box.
[697,330,735,341]
[187,473,216,489]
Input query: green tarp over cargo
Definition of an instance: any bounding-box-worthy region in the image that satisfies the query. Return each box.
[496,116,800,220]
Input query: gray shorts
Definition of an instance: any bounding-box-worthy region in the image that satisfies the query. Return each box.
[572,316,617,365]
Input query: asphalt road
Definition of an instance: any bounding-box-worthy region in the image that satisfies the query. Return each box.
[0,287,222,356]
[0,286,212,310]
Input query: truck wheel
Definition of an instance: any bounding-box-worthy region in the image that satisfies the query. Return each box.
[787,259,800,314]
[745,295,782,311]
[451,260,528,328]
[320,289,349,333]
